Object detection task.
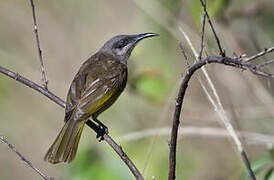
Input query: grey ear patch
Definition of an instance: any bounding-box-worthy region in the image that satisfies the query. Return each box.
[115,39,129,49]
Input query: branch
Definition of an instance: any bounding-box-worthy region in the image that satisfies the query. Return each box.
[198,1,207,60]
[244,47,274,62]
[178,27,257,180]
[0,136,51,180]
[168,54,274,180]
[200,0,225,57]
[28,0,48,89]
[0,65,144,180]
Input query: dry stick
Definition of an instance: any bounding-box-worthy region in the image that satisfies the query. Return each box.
[28,0,48,89]
[0,66,144,180]
[244,47,274,62]
[258,59,274,67]
[198,2,207,60]
[167,54,274,180]
[0,136,51,180]
[200,0,225,57]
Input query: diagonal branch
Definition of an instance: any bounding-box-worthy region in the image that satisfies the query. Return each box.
[0,65,144,180]
[244,47,274,62]
[200,0,225,57]
[0,136,51,180]
[198,1,207,60]
[28,0,48,89]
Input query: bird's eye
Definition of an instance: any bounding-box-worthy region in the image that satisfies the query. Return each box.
[116,39,128,49]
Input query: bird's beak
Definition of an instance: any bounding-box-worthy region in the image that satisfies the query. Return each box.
[135,33,159,42]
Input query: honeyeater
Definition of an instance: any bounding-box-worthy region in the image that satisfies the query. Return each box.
[44,33,159,164]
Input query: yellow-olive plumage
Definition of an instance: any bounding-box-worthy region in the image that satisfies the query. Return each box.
[44,33,158,164]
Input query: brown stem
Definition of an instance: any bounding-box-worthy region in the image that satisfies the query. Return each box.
[29,0,48,89]
[200,0,225,57]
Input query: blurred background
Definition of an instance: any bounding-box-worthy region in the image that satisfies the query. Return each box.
[1,0,274,179]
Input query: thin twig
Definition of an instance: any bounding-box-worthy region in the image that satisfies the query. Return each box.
[28,0,48,89]
[257,59,274,67]
[0,66,144,180]
[200,0,225,57]
[179,43,190,68]
[104,135,144,180]
[0,136,51,180]
[198,1,207,60]
[244,47,274,62]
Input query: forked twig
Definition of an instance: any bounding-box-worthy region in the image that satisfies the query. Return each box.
[200,0,225,57]
[198,1,207,60]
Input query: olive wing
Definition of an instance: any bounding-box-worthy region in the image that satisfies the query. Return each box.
[64,58,124,122]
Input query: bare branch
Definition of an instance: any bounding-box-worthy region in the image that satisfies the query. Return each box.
[0,66,144,180]
[198,1,207,60]
[0,136,51,180]
[168,52,274,179]
[257,59,274,67]
[179,43,190,68]
[28,0,48,89]
[244,47,274,62]
[200,0,225,57]
[177,27,257,180]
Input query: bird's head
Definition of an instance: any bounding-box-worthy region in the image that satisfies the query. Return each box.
[100,33,159,64]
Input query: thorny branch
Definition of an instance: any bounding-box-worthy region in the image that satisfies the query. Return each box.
[29,0,48,89]
[0,66,144,180]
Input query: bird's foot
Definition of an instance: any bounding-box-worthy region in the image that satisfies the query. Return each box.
[96,125,108,142]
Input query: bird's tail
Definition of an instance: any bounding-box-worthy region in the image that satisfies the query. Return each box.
[44,118,85,164]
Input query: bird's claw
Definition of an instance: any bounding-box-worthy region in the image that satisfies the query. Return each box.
[96,125,108,142]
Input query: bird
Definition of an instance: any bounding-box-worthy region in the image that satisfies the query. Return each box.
[44,33,159,164]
